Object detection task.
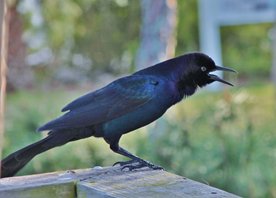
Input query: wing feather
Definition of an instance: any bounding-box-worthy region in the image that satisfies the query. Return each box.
[38,75,158,131]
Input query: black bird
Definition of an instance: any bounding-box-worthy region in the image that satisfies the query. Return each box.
[0,52,236,178]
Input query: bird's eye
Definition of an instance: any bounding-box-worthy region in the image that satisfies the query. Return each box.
[201,66,207,72]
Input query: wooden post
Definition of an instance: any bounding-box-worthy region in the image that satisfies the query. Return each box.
[0,0,9,177]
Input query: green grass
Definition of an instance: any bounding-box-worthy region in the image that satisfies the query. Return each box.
[3,83,276,197]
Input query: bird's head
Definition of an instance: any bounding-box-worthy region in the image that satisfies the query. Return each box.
[180,52,236,88]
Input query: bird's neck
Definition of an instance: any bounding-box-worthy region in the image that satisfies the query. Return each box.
[135,58,198,98]
[134,59,180,79]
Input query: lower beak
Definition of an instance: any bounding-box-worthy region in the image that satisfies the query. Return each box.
[208,65,237,86]
[208,74,234,86]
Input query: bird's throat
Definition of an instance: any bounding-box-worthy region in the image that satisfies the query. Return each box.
[177,80,197,98]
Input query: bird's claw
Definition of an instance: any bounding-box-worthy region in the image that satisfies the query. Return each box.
[122,162,163,171]
[113,159,163,171]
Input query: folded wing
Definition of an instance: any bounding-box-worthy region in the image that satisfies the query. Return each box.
[38,75,158,131]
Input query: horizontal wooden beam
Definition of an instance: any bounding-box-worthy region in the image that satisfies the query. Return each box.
[0,166,240,198]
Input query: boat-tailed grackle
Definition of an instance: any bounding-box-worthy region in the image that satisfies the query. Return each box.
[0,52,237,178]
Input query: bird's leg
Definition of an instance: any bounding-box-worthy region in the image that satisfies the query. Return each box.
[110,143,163,171]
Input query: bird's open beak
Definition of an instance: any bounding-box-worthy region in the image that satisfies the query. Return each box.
[208,66,237,86]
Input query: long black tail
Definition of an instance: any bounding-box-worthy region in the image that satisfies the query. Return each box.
[0,130,82,178]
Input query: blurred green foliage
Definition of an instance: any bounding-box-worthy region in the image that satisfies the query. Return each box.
[3,84,276,197]
[221,23,273,78]
[22,0,273,80]
[34,0,141,75]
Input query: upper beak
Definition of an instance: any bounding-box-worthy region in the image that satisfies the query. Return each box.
[215,65,237,73]
[208,66,237,86]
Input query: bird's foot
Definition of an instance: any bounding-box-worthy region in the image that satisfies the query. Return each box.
[113,159,163,171]
[113,159,136,167]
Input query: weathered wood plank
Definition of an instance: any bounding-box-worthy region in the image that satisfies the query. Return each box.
[0,170,77,198]
[77,167,240,198]
[0,166,241,198]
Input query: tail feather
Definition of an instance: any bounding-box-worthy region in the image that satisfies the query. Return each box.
[1,127,95,178]
[1,136,50,178]
[0,131,75,178]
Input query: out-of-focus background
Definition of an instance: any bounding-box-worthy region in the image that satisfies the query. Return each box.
[1,0,276,197]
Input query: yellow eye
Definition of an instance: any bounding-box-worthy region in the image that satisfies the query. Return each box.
[201,66,207,72]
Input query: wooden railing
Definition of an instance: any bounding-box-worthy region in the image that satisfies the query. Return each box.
[0,166,241,198]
